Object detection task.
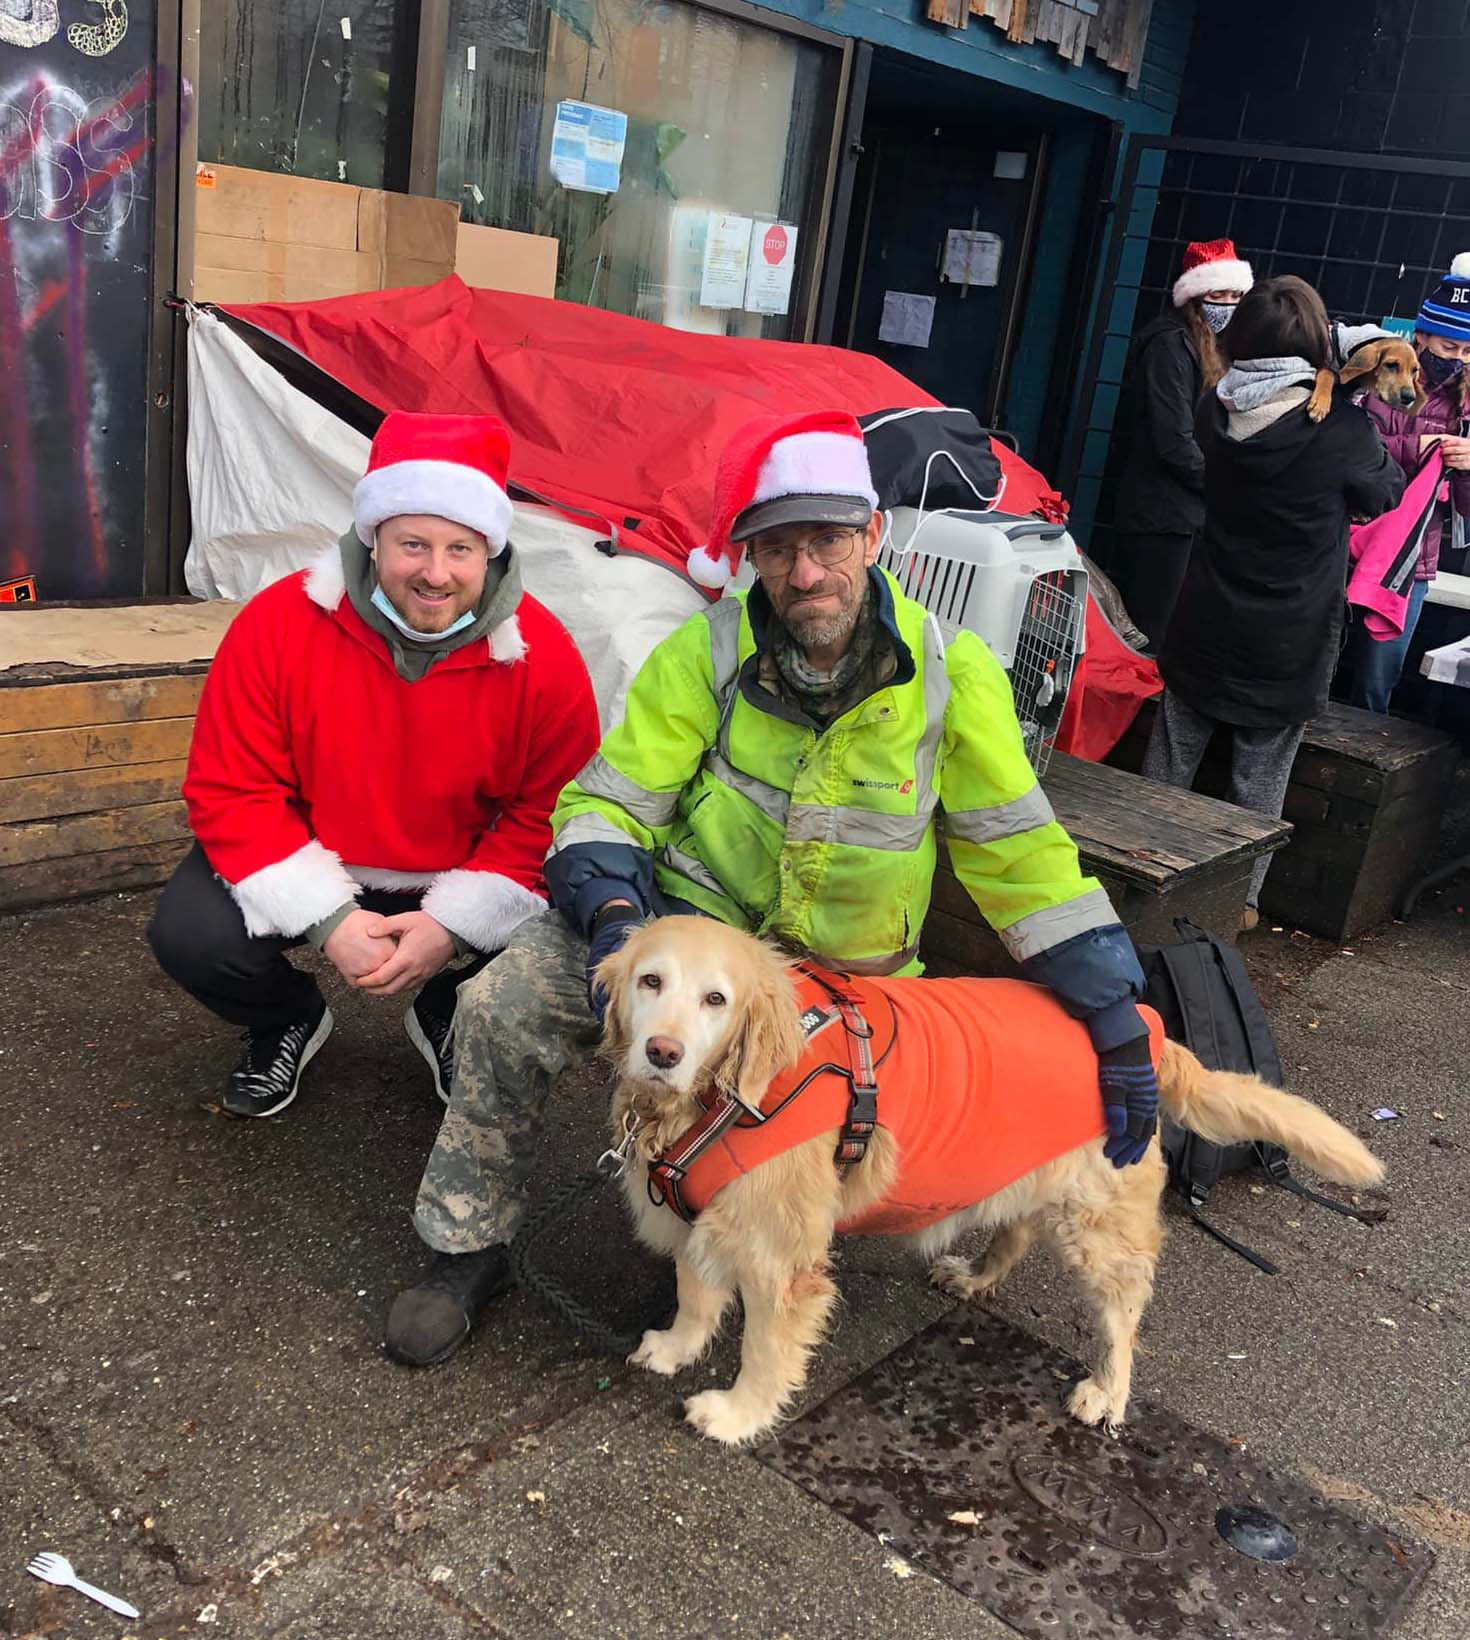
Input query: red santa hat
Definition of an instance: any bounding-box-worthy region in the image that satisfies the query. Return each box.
[1172,238,1254,308]
[353,411,515,551]
[686,409,879,590]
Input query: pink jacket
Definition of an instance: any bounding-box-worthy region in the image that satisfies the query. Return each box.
[1348,448,1444,640]
[1364,379,1470,580]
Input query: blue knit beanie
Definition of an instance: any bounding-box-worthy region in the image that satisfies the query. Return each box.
[1417,252,1470,341]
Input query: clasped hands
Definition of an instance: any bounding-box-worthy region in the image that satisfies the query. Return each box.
[322,908,455,996]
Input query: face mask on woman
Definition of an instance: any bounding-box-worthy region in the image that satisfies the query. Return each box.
[1419,346,1464,390]
[1201,301,1236,334]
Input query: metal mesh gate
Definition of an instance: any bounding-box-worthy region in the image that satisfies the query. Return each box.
[1061,135,1470,563]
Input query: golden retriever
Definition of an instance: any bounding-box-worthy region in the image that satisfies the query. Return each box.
[595,917,1383,1447]
[1308,334,1424,422]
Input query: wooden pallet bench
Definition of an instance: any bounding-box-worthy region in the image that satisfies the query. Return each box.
[921,750,1289,976]
[1110,699,1460,943]
[0,603,239,914]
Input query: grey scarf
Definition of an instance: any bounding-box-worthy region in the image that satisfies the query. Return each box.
[337,528,524,683]
[1217,356,1318,413]
[767,588,891,726]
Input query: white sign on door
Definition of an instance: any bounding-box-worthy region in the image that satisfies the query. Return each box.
[744,221,798,316]
[699,212,753,309]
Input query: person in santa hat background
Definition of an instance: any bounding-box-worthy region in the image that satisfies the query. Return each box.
[386,408,1159,1370]
[148,412,599,1167]
[1112,237,1254,652]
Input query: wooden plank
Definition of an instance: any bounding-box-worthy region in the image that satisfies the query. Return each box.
[927,0,969,26]
[0,760,186,824]
[0,838,190,913]
[0,800,191,868]
[0,718,195,779]
[0,675,205,732]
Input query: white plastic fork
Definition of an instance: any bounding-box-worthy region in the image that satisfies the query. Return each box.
[26,1551,139,1620]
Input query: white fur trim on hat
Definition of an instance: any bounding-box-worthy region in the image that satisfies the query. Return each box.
[304,545,346,611]
[686,545,733,588]
[230,840,360,938]
[1173,258,1253,308]
[353,458,514,551]
[420,869,545,952]
[753,431,879,509]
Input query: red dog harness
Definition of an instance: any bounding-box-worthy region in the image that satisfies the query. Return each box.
[647,966,1164,1236]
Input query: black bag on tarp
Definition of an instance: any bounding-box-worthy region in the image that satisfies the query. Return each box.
[1140,918,1379,1274]
[858,406,1005,514]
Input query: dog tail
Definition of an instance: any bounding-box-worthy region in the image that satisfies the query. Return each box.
[1157,1040,1383,1187]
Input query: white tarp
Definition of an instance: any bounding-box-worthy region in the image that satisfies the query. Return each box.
[185,309,704,726]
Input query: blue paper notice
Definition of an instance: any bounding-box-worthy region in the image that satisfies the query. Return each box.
[550,101,627,194]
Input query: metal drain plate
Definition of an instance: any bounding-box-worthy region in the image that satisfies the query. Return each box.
[758,1310,1431,1638]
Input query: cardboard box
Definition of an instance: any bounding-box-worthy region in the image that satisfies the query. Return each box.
[360,189,460,266]
[455,222,559,298]
[195,165,360,251]
[192,164,461,304]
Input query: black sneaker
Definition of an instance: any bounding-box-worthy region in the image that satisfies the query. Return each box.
[405,994,454,1104]
[222,999,333,1118]
[384,1246,514,1366]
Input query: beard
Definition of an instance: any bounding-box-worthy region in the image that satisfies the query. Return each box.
[776,577,865,657]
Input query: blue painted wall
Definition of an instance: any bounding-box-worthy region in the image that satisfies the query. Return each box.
[754,0,1196,492]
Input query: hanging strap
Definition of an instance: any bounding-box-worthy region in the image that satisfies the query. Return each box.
[1176,1195,1280,1277]
[795,965,882,1168]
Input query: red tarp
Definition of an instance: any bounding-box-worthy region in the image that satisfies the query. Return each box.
[223,275,1155,756]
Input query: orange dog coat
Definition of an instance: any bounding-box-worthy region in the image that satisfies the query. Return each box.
[656,970,1165,1235]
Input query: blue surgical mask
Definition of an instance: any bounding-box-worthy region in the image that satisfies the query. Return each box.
[1419,346,1464,389]
[370,583,477,641]
[1201,301,1236,334]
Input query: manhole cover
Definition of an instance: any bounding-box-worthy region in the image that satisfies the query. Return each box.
[758,1310,1430,1638]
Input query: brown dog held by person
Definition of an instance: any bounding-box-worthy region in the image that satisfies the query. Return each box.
[1307,335,1425,423]
[595,917,1383,1448]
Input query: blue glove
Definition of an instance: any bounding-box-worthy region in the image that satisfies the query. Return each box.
[1097,1036,1159,1168]
[586,902,643,1023]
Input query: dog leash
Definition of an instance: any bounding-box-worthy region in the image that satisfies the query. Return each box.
[509,1118,674,1356]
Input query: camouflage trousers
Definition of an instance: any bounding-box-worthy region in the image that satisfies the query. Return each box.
[414,909,599,1253]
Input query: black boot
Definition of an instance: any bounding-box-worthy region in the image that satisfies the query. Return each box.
[384,1246,514,1366]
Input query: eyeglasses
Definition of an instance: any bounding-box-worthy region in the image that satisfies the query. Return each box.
[747,528,866,578]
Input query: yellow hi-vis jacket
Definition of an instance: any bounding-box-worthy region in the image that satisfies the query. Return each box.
[547,570,1145,1046]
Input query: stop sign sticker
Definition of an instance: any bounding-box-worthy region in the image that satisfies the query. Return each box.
[746,220,798,315]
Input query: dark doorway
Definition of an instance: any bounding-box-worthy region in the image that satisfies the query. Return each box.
[834,53,1051,430]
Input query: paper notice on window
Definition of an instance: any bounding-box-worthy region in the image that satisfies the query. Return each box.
[743,221,798,316]
[878,290,936,349]
[942,230,1002,287]
[550,101,627,194]
[699,212,753,309]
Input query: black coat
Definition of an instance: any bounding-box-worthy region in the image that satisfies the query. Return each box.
[1160,394,1405,728]
[1114,310,1206,537]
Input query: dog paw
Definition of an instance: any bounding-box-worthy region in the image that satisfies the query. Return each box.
[930,1256,981,1300]
[1307,398,1330,423]
[1067,1377,1124,1432]
[628,1327,696,1377]
[683,1388,772,1446]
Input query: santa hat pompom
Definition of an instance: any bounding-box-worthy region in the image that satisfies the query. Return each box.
[685,544,733,589]
[1451,252,1470,279]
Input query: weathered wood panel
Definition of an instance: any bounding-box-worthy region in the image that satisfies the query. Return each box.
[0,800,190,869]
[0,760,187,825]
[1,675,206,733]
[0,718,195,780]
[0,839,191,914]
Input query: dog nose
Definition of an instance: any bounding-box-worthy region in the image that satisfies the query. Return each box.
[645,1035,684,1070]
[1401,390,1418,406]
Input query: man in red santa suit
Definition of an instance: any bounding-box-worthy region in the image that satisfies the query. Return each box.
[148,411,600,1140]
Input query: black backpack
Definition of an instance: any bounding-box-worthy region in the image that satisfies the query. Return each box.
[1140,919,1380,1273]
[858,406,1005,514]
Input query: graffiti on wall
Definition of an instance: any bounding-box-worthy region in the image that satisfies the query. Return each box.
[1,0,129,56]
[0,0,162,598]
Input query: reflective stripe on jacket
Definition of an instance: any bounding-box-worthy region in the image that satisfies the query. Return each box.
[547,568,1118,980]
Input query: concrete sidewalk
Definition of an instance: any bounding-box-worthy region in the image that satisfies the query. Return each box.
[3,818,1468,1638]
